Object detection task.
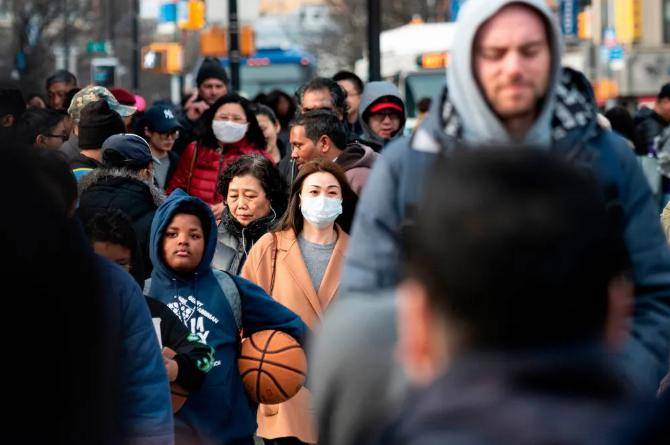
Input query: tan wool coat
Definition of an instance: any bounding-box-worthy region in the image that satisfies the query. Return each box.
[241,226,349,444]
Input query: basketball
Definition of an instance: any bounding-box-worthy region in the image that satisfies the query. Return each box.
[171,382,188,413]
[238,330,307,404]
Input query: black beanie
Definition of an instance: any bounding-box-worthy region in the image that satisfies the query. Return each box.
[196,59,229,87]
[78,100,126,150]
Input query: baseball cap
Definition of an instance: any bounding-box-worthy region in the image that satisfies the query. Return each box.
[68,86,137,123]
[101,133,153,169]
[144,104,183,133]
[369,101,404,114]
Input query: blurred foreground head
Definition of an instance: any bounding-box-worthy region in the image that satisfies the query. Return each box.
[400,148,630,383]
[0,143,118,443]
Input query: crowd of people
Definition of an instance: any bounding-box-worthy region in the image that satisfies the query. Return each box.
[1,0,669,444]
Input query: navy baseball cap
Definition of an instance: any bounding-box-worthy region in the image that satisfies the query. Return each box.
[144,104,183,133]
[101,134,153,169]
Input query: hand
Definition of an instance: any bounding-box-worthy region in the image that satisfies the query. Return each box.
[163,347,179,382]
[184,91,209,122]
[211,202,225,222]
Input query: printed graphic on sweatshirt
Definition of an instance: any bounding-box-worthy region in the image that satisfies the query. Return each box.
[168,295,220,345]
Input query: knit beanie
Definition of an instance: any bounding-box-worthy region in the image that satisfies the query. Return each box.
[78,100,126,150]
[196,58,229,87]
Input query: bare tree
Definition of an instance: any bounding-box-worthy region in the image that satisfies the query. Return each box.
[7,0,94,92]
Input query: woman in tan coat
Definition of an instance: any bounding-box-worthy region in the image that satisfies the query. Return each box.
[242,159,355,445]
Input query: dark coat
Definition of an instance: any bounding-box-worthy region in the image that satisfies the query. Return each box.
[78,169,165,282]
[385,350,630,445]
[635,109,669,155]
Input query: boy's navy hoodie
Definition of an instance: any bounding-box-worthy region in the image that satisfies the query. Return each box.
[148,189,307,444]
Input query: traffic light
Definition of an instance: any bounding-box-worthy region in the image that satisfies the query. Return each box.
[201,26,228,57]
[240,25,255,57]
[578,8,592,40]
[141,43,183,74]
[178,0,206,31]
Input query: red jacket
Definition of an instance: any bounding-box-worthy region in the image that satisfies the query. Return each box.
[167,139,270,205]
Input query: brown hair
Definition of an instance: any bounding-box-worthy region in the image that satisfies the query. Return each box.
[274,159,356,235]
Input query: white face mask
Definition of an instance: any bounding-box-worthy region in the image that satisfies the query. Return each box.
[212,120,248,144]
[300,195,343,229]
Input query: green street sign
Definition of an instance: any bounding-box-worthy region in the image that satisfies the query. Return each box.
[87,40,108,54]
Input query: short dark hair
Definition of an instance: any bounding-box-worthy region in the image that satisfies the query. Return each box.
[46,70,78,89]
[406,148,627,351]
[659,83,670,101]
[16,108,67,146]
[168,201,213,244]
[290,110,347,151]
[0,88,26,120]
[199,94,267,151]
[295,77,348,118]
[604,106,635,143]
[254,104,279,126]
[332,70,364,95]
[85,209,137,256]
[219,154,289,217]
[275,158,356,235]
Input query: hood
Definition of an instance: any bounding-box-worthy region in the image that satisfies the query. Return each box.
[149,189,218,279]
[446,0,563,147]
[412,67,599,156]
[78,167,166,208]
[337,141,378,171]
[359,81,407,147]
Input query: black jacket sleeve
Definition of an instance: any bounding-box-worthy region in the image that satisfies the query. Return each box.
[145,297,214,391]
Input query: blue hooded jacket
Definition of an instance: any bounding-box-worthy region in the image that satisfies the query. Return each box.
[148,189,307,444]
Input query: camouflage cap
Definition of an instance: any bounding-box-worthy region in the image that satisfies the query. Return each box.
[68,86,137,123]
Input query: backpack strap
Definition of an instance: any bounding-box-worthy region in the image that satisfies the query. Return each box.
[212,269,242,331]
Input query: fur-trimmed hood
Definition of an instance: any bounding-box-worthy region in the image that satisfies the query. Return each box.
[78,167,165,207]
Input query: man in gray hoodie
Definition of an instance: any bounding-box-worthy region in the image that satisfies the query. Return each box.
[358,81,406,152]
[312,1,670,444]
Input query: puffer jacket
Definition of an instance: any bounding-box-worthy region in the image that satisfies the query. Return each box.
[212,207,278,275]
[78,168,165,282]
[166,138,270,205]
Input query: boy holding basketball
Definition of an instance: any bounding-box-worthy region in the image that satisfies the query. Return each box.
[147,189,307,445]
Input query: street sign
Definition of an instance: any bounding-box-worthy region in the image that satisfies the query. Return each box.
[559,0,578,37]
[87,40,108,54]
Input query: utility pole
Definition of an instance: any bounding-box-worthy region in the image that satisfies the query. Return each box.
[368,0,381,81]
[63,0,69,69]
[229,0,241,92]
[131,0,140,90]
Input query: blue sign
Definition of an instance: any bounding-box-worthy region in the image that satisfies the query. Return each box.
[609,45,625,61]
[559,0,578,37]
[451,0,466,21]
[159,3,177,23]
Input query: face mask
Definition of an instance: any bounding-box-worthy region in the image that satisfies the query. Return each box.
[212,120,248,144]
[300,195,343,229]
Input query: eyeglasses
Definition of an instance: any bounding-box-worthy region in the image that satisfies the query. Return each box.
[371,111,402,121]
[43,134,68,142]
[158,130,180,139]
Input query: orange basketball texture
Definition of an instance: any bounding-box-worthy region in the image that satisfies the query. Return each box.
[238,330,307,404]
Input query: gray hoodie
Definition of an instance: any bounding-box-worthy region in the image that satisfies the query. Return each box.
[358,81,407,150]
[446,0,563,147]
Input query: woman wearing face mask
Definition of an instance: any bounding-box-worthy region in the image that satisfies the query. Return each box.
[213,155,288,275]
[241,159,354,445]
[167,94,271,221]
